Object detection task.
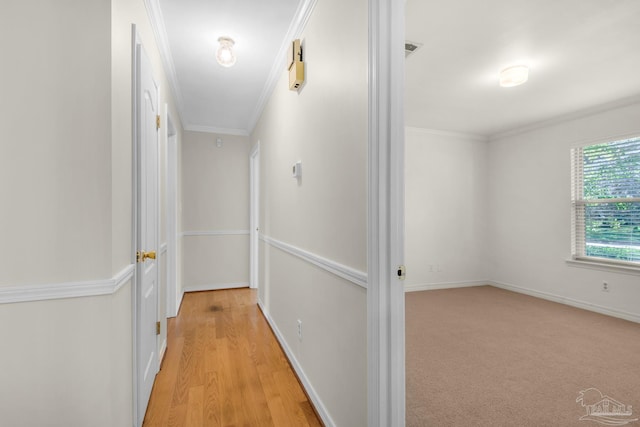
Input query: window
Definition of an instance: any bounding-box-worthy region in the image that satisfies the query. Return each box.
[571,136,640,266]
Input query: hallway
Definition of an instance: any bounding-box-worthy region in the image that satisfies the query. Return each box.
[1,0,373,424]
[143,289,322,426]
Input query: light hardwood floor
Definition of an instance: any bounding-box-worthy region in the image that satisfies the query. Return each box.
[143,288,323,427]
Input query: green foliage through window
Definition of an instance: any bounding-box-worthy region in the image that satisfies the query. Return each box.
[572,137,640,263]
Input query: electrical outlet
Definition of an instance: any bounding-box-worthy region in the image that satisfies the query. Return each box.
[602,282,609,292]
[297,319,303,340]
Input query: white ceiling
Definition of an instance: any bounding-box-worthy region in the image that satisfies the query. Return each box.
[405,0,640,138]
[151,0,640,138]
[154,0,303,135]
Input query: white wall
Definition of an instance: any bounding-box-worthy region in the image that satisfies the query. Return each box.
[404,106,640,320]
[404,103,640,319]
[250,0,368,424]
[0,0,112,285]
[488,102,640,319]
[405,128,489,290]
[0,3,115,426]
[0,0,183,425]
[181,131,250,290]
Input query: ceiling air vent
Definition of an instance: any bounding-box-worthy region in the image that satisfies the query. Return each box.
[405,41,422,58]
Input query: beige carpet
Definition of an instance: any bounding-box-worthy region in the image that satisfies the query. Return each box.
[406,286,640,427]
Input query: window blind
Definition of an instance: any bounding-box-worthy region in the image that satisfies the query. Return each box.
[571,136,640,264]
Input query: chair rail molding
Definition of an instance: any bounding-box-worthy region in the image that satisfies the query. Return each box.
[260,234,367,289]
[0,264,136,304]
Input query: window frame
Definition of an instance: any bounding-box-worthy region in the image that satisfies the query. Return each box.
[569,135,640,272]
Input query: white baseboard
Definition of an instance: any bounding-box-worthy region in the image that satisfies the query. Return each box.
[176,290,184,315]
[257,300,336,427]
[489,280,640,324]
[181,230,250,237]
[159,338,167,366]
[183,282,249,293]
[404,280,489,293]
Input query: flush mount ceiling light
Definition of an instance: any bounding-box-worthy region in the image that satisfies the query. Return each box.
[499,65,529,87]
[216,37,236,67]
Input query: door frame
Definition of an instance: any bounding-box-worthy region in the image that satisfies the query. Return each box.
[367,0,405,425]
[165,105,180,317]
[249,141,260,290]
[131,25,161,427]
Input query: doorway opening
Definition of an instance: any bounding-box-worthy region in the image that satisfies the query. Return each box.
[249,141,260,291]
[165,109,180,317]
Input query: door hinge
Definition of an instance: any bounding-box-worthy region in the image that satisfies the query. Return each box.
[397,265,406,280]
[156,115,161,130]
[156,321,161,335]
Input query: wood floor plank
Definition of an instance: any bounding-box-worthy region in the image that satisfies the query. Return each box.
[171,333,194,406]
[218,336,240,426]
[185,386,204,426]
[189,325,206,387]
[203,372,222,427]
[203,319,218,374]
[236,334,274,426]
[143,335,185,427]
[143,288,323,427]
[273,369,312,426]
[166,403,187,427]
[256,367,291,426]
[300,400,323,427]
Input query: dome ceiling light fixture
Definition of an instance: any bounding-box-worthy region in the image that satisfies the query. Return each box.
[499,64,529,87]
[216,36,236,68]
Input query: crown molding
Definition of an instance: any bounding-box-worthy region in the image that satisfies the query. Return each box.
[246,0,318,134]
[183,124,250,137]
[144,0,317,137]
[491,94,640,141]
[144,0,186,127]
[405,126,489,142]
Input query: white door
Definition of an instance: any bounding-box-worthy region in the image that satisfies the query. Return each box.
[136,43,159,426]
[249,143,260,290]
